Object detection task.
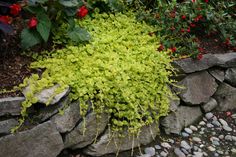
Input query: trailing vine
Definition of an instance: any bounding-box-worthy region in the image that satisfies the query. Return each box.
[17,11,175,135]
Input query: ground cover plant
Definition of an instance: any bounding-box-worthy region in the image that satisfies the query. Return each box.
[15,12,175,135]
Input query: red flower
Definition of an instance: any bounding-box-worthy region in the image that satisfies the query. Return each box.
[190,23,196,28]
[170,47,177,53]
[0,16,11,24]
[187,27,191,33]
[158,44,165,51]
[197,53,203,60]
[181,15,186,20]
[76,6,88,18]
[192,0,196,2]
[205,0,209,2]
[28,17,38,29]
[10,4,21,16]
[224,38,231,46]
[226,111,231,116]
[181,28,185,33]
[198,47,204,53]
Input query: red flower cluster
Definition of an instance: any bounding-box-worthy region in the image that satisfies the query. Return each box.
[197,53,203,60]
[10,4,21,16]
[28,17,38,29]
[170,47,177,53]
[0,16,11,24]
[77,6,88,18]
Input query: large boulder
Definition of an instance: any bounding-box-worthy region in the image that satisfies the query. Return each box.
[0,121,64,157]
[225,68,236,87]
[83,122,159,156]
[64,112,109,149]
[0,97,25,116]
[174,71,218,105]
[213,83,236,111]
[22,84,70,105]
[161,106,202,134]
[51,101,81,133]
[173,52,236,73]
[0,119,18,136]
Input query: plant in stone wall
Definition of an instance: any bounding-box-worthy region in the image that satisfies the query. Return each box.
[16,12,175,135]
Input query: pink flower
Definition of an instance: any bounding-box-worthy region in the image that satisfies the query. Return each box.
[28,17,38,29]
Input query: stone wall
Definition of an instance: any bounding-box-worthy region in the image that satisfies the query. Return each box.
[0,52,236,157]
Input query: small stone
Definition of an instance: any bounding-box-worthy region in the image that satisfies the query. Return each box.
[214,153,219,157]
[167,139,175,144]
[144,147,156,156]
[206,123,214,128]
[193,146,199,151]
[190,125,198,131]
[203,152,208,156]
[219,118,228,126]
[199,121,206,126]
[232,136,236,142]
[182,132,189,137]
[160,151,168,157]
[218,135,224,140]
[181,148,189,155]
[193,152,203,157]
[193,137,202,143]
[212,141,220,146]
[180,141,191,150]
[199,131,205,135]
[184,128,193,134]
[137,154,151,157]
[223,125,232,132]
[212,120,221,127]
[161,142,171,149]
[155,145,161,150]
[231,148,236,154]
[205,112,214,119]
[199,144,204,148]
[207,146,216,152]
[174,148,186,157]
[216,150,224,155]
[225,135,232,141]
[210,137,220,142]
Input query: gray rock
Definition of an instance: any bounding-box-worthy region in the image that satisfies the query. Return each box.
[83,122,159,156]
[225,135,232,141]
[180,141,191,150]
[64,112,109,149]
[161,106,202,134]
[161,142,171,149]
[211,120,221,127]
[206,123,214,128]
[174,148,186,157]
[181,148,189,155]
[218,135,224,140]
[184,128,193,134]
[0,97,25,116]
[137,154,151,157]
[223,125,232,132]
[219,118,228,126]
[232,136,236,142]
[193,152,203,157]
[208,68,225,82]
[192,137,201,143]
[207,146,216,152]
[174,71,218,105]
[0,119,18,135]
[182,132,189,137]
[160,151,168,157]
[23,84,70,105]
[51,101,81,133]
[225,68,236,87]
[155,145,162,150]
[0,121,63,157]
[172,53,236,73]
[199,121,206,126]
[169,92,180,112]
[144,147,156,156]
[205,112,214,119]
[190,125,198,131]
[214,83,236,111]
[201,98,218,113]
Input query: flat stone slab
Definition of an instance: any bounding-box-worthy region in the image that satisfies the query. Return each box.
[83,122,159,156]
[225,68,236,87]
[174,71,218,105]
[0,121,64,157]
[0,119,18,135]
[173,52,236,73]
[0,97,25,116]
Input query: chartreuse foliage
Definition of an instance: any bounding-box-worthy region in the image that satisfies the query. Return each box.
[19,12,174,134]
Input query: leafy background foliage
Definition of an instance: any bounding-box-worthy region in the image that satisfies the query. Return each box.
[20,12,174,134]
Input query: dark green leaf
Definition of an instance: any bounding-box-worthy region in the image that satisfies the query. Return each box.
[36,13,52,42]
[67,27,91,42]
[21,28,42,49]
[59,0,78,7]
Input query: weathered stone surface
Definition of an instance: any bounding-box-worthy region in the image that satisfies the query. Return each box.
[173,52,236,73]
[201,97,218,113]
[225,68,236,87]
[0,121,64,157]
[208,68,225,82]
[23,84,70,105]
[83,122,159,156]
[51,101,81,133]
[174,71,218,105]
[169,93,180,112]
[0,97,25,116]
[64,112,109,149]
[35,96,70,122]
[161,106,202,134]
[0,119,18,135]
[213,83,236,111]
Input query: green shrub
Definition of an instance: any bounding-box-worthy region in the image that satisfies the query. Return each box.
[19,12,174,134]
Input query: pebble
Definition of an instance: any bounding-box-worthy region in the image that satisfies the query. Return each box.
[211,120,221,127]
[199,144,204,148]
[216,150,224,155]
[219,118,228,126]
[193,152,203,157]
[232,136,236,142]
[174,148,186,157]
[144,147,155,156]
[160,151,168,157]
[190,125,198,131]
[223,125,232,132]
[167,139,175,144]
[205,112,214,119]
[225,135,232,141]
[155,145,161,150]
[192,137,202,143]
[203,152,208,156]
[180,141,191,150]
[219,135,224,139]
[210,137,220,142]
[231,148,236,153]
[184,128,193,134]
[206,123,214,128]
[182,132,189,137]
[161,142,171,149]
[207,146,216,152]
[181,148,189,155]
[199,121,206,126]
[137,154,151,157]
[212,140,220,146]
